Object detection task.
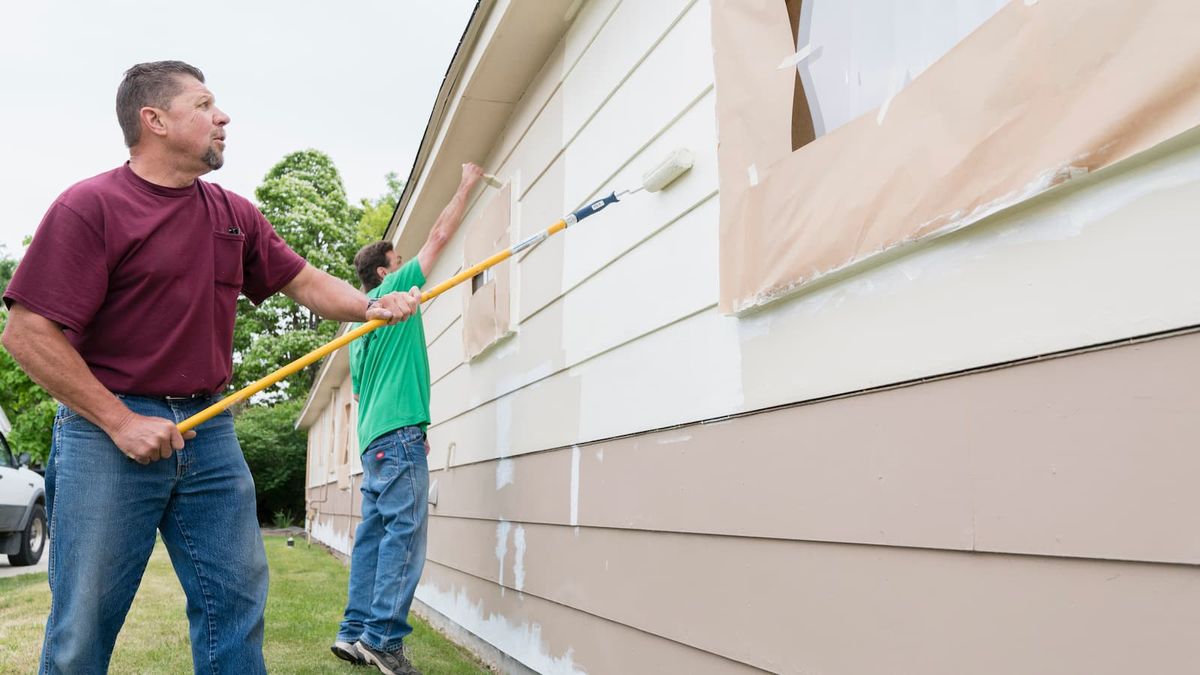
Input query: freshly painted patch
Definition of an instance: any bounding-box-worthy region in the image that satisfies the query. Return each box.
[496,458,515,490]
[569,446,580,527]
[415,582,585,674]
[495,521,512,590]
[513,526,527,591]
[308,515,352,556]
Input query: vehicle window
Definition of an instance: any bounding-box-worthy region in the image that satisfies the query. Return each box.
[0,433,14,468]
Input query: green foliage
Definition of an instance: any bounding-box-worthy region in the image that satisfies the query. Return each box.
[234,149,361,403]
[0,248,17,290]
[255,150,357,283]
[354,171,405,248]
[271,510,297,529]
[234,398,308,523]
[0,247,54,464]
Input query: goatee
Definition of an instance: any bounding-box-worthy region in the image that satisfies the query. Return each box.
[202,147,224,171]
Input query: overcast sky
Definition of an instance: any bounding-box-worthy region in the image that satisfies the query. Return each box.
[0,0,476,256]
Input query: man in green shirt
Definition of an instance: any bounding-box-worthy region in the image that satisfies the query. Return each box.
[334,163,483,675]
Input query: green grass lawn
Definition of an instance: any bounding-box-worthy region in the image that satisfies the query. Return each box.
[0,535,489,674]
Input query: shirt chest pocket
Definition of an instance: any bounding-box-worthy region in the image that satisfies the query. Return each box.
[212,232,245,288]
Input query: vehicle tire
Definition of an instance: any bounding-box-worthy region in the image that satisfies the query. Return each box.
[8,503,46,567]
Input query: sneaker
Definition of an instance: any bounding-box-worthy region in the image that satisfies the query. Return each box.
[355,641,422,675]
[331,640,367,665]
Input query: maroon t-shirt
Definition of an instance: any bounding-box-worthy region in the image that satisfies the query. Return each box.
[3,164,306,396]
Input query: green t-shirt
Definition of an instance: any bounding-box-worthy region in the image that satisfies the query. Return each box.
[350,258,429,450]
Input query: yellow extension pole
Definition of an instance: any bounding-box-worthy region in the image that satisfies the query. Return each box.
[176,218,571,432]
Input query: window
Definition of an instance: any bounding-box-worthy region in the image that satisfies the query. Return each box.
[470,267,495,295]
[0,433,14,468]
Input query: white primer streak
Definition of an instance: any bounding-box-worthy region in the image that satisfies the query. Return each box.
[496,458,515,490]
[569,446,580,527]
[513,526,527,591]
[307,515,352,556]
[416,582,584,675]
[495,521,511,590]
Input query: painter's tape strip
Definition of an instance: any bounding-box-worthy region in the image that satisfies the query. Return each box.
[777,43,816,70]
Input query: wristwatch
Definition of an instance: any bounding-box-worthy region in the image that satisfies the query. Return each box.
[366,297,380,315]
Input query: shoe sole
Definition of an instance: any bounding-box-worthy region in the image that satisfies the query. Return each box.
[331,643,366,666]
[360,649,406,675]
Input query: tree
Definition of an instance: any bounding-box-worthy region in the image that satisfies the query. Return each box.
[354,171,405,248]
[233,398,308,523]
[231,149,361,403]
[0,245,55,464]
[230,151,399,525]
[0,248,16,289]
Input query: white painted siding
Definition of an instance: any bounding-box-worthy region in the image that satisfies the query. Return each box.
[425,0,1200,466]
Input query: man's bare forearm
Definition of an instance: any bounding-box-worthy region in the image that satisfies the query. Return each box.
[282,264,372,322]
[1,304,131,433]
[282,264,418,324]
[419,163,484,275]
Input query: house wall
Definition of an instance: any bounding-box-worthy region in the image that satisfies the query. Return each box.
[305,372,361,556]
[305,0,1200,672]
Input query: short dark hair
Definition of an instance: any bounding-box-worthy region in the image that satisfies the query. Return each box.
[116,61,206,148]
[355,241,394,292]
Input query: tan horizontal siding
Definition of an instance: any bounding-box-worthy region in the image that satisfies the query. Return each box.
[416,559,767,675]
[426,515,1200,675]
[428,330,1200,565]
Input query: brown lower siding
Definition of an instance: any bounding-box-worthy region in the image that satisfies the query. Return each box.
[426,519,1200,674]
[306,476,362,554]
[308,329,1200,674]
[418,561,769,674]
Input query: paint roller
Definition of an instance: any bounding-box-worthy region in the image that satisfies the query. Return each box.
[177,149,695,432]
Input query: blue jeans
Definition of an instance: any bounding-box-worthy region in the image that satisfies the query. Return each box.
[41,395,268,675]
[338,426,429,653]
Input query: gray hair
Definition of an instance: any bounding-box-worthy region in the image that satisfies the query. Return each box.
[116,61,206,148]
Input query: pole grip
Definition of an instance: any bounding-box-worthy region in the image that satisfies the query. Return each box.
[569,192,619,224]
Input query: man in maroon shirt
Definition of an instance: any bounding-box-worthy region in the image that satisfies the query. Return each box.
[1,61,419,674]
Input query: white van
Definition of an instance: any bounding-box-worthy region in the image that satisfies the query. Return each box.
[0,410,47,567]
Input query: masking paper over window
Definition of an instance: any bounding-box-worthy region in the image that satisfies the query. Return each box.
[463,184,513,360]
[712,0,1200,313]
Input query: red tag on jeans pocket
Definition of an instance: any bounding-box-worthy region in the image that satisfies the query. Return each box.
[376,451,385,460]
